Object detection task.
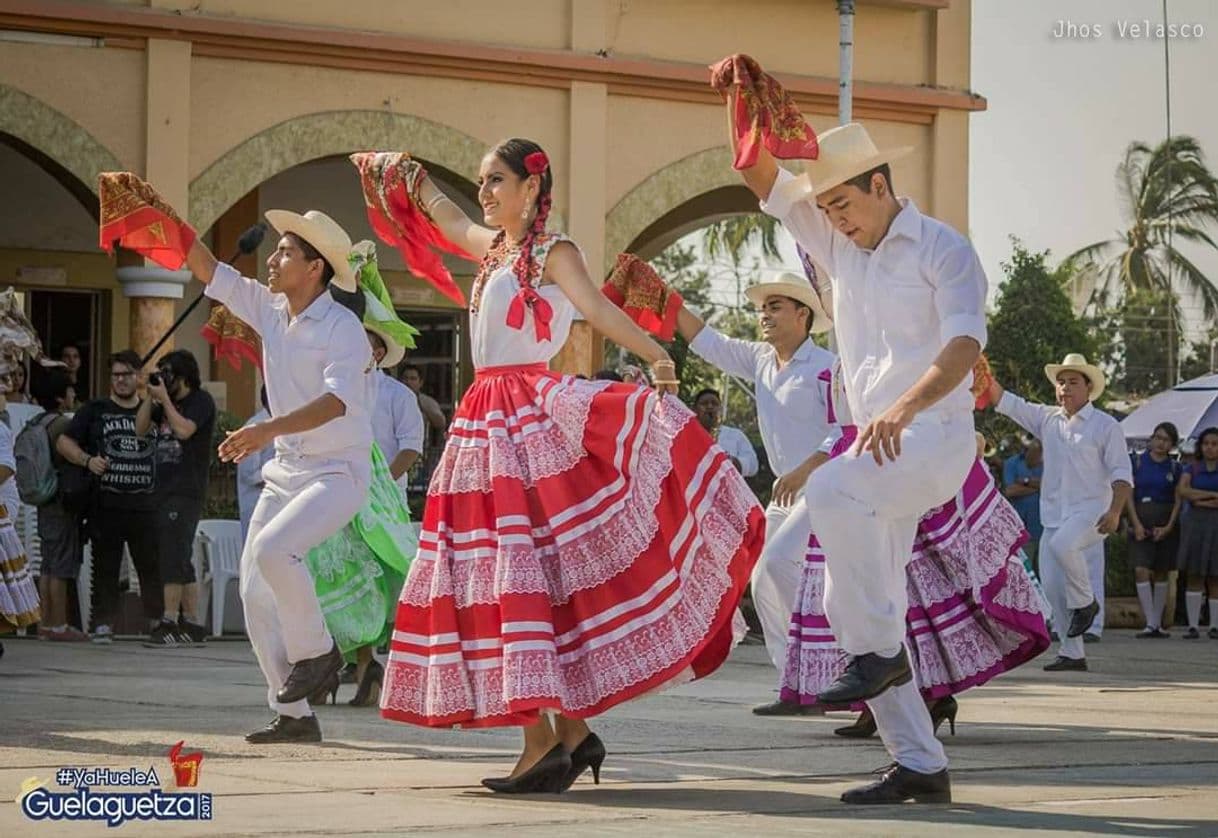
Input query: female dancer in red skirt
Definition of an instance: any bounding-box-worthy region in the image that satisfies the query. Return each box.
[357,140,766,794]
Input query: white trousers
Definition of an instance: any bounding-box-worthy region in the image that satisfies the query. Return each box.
[1086,540,1106,636]
[804,412,974,775]
[1039,511,1105,660]
[242,454,369,718]
[753,495,813,671]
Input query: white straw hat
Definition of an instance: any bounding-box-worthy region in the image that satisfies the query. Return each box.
[264,209,358,293]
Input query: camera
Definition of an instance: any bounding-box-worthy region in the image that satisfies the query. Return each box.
[148,372,162,387]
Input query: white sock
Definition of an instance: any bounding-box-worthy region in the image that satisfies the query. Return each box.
[1136,581,1154,627]
[1186,591,1203,630]
[877,647,903,658]
[1151,583,1168,629]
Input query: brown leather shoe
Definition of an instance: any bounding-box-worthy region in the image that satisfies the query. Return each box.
[276,643,342,704]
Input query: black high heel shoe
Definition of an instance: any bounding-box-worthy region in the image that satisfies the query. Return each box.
[308,670,340,706]
[349,660,384,707]
[833,708,877,738]
[558,733,607,791]
[929,695,958,736]
[481,744,572,794]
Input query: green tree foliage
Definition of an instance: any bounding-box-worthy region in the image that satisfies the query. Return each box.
[979,239,1096,444]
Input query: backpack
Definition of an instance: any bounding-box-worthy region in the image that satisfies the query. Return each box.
[14,411,59,506]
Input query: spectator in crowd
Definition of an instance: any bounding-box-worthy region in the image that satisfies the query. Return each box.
[1175,426,1218,640]
[58,342,84,401]
[592,369,623,382]
[6,362,28,404]
[136,349,216,645]
[368,332,424,491]
[1127,422,1182,638]
[400,364,446,435]
[692,388,758,477]
[1004,436,1044,556]
[57,349,162,642]
[32,369,88,641]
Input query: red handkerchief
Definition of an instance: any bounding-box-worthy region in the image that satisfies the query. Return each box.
[98,172,197,270]
[602,254,683,342]
[351,152,474,307]
[709,54,819,170]
[201,304,262,371]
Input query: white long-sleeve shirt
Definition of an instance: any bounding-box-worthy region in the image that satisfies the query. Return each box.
[714,424,759,477]
[997,392,1132,527]
[689,326,835,478]
[761,167,988,425]
[206,263,374,463]
[372,373,425,467]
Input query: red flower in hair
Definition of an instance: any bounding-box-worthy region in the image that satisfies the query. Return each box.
[524,151,549,175]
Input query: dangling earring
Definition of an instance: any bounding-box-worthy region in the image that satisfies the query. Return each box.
[521,207,529,220]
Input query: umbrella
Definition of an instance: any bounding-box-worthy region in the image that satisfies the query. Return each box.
[1120,372,1218,445]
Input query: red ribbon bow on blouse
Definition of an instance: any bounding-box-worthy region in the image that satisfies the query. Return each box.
[505,285,554,342]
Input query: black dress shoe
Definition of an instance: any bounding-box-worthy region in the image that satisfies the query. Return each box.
[1066,599,1100,638]
[481,744,572,794]
[841,763,951,804]
[245,714,321,744]
[277,643,343,704]
[1042,655,1087,672]
[819,649,912,705]
[834,708,878,738]
[753,699,822,716]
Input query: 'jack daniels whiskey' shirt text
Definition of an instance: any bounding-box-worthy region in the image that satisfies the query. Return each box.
[65,398,157,511]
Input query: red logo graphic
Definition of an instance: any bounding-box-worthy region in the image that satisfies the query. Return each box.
[167,741,203,788]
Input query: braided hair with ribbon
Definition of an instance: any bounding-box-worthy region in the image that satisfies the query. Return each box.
[474,138,556,341]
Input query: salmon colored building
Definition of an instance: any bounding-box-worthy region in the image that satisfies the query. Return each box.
[0,0,983,420]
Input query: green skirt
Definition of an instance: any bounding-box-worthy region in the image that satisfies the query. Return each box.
[304,444,416,661]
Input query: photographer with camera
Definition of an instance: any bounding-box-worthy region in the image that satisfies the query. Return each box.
[136,349,216,646]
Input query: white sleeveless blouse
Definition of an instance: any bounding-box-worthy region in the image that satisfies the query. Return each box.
[469,233,578,369]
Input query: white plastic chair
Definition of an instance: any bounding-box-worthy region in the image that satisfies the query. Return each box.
[196,519,243,638]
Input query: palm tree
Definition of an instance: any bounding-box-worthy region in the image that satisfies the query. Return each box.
[1068,136,1218,384]
[701,214,781,265]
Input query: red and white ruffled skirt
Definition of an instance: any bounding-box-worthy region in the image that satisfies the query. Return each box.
[380,364,765,728]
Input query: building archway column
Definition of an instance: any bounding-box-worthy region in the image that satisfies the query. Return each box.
[115,266,191,367]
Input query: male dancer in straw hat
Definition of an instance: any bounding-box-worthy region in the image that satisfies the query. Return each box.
[674,273,836,710]
[180,209,376,743]
[733,117,987,803]
[986,353,1132,672]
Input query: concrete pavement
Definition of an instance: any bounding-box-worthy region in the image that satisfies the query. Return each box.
[2,632,1216,836]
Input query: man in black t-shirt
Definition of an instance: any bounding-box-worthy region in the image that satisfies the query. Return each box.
[136,349,216,646]
[57,350,163,641]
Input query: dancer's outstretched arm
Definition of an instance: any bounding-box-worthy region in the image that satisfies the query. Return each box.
[726,101,780,201]
[545,242,675,392]
[416,176,497,260]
